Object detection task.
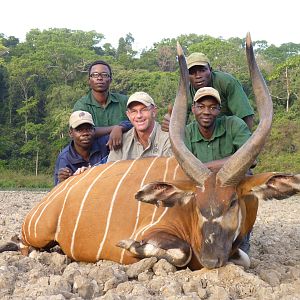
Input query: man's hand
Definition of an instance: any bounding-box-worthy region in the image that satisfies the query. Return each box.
[107,125,123,150]
[58,167,72,183]
[74,166,89,175]
[161,104,173,132]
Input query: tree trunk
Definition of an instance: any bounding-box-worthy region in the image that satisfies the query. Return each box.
[285,66,290,112]
[24,114,28,143]
[35,139,39,176]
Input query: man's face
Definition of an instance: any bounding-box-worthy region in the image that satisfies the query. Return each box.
[89,64,112,93]
[126,102,157,134]
[189,64,212,90]
[192,97,221,129]
[69,123,95,150]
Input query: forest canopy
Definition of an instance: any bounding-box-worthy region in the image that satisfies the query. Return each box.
[0,28,299,187]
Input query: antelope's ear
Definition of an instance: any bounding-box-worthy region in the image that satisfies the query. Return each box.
[249,173,300,200]
[135,181,194,207]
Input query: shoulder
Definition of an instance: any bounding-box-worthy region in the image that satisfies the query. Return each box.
[212,70,236,81]
[73,91,92,109]
[185,121,198,133]
[57,144,72,159]
[220,116,250,135]
[154,124,171,147]
[55,144,72,168]
[122,128,135,143]
[212,70,238,90]
[155,123,169,138]
[221,115,245,125]
[109,92,129,103]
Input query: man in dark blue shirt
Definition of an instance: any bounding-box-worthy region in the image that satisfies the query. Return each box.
[54,110,108,185]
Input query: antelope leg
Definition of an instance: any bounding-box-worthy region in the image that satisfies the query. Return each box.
[117,232,192,267]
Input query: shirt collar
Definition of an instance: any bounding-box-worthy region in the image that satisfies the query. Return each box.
[66,141,86,164]
[67,139,102,163]
[190,117,226,142]
[88,90,119,107]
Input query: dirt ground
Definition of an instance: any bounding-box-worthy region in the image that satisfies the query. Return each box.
[0,190,299,299]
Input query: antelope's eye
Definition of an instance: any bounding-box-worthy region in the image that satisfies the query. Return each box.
[230,199,237,208]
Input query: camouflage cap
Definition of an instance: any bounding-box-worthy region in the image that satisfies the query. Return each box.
[187,52,210,69]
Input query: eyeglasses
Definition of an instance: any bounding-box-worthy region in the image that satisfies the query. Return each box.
[127,106,153,117]
[89,72,111,79]
[193,104,220,113]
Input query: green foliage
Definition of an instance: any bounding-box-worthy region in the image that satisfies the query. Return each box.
[1,29,300,187]
[255,111,300,173]
[255,152,300,174]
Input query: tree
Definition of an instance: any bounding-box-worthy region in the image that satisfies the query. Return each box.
[20,122,44,175]
[116,33,137,68]
[268,55,300,111]
[7,54,41,129]
[45,84,85,155]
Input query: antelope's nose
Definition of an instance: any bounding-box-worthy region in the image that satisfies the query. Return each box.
[201,257,221,269]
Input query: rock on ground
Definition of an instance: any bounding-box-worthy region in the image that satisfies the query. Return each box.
[0,191,299,299]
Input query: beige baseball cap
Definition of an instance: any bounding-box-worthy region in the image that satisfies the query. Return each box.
[69,111,95,128]
[127,91,155,107]
[186,52,210,69]
[193,87,221,104]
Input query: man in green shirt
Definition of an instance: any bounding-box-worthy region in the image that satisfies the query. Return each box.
[185,86,252,253]
[73,60,132,151]
[185,87,251,170]
[162,52,254,132]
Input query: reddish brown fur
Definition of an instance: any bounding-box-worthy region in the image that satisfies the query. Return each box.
[21,161,243,263]
[22,157,192,264]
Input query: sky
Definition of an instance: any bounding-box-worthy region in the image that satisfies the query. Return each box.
[1,0,299,52]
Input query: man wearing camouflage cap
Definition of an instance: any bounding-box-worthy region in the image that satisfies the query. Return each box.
[162,52,254,131]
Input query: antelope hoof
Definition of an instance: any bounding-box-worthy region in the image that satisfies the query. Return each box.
[20,243,30,256]
[116,239,137,250]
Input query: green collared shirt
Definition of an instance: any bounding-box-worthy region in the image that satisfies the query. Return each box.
[73,90,129,127]
[188,70,254,121]
[184,116,251,162]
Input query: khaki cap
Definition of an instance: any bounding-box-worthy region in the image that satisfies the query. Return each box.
[127,91,155,107]
[187,52,210,69]
[69,111,95,128]
[194,87,221,104]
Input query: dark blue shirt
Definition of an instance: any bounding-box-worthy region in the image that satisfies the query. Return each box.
[54,135,109,185]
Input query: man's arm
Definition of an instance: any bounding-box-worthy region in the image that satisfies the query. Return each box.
[57,168,72,184]
[54,154,72,186]
[204,157,256,173]
[204,158,228,172]
[161,105,173,132]
[242,115,254,131]
[94,121,132,151]
[225,77,254,130]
